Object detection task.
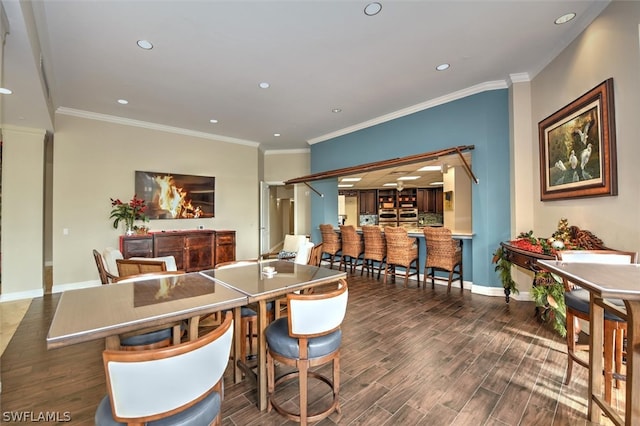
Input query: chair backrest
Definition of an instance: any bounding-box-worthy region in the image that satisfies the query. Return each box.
[307,243,324,267]
[116,258,167,277]
[287,279,348,338]
[362,225,386,260]
[282,234,309,253]
[423,226,453,245]
[556,250,637,291]
[103,312,234,423]
[319,224,341,255]
[423,226,460,268]
[339,225,363,257]
[214,260,258,269]
[113,271,185,283]
[294,240,315,265]
[384,226,412,247]
[130,255,178,272]
[384,226,417,265]
[557,250,637,264]
[102,247,124,277]
[93,249,114,284]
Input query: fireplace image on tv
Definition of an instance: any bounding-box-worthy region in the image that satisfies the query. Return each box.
[135,171,215,219]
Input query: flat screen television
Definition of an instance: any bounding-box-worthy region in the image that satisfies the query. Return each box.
[135,171,215,219]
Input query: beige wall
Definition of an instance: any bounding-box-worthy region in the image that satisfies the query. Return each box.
[1,126,46,297]
[530,1,640,253]
[443,166,472,234]
[51,113,260,289]
[263,151,311,237]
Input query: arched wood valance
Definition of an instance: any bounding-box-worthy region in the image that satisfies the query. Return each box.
[284,145,477,185]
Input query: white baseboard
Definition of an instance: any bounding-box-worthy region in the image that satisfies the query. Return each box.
[52,280,102,293]
[0,288,44,302]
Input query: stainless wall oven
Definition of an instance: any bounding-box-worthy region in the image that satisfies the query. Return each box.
[378,208,398,225]
[398,208,418,222]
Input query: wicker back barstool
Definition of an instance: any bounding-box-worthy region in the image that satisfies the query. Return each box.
[423,226,463,293]
[319,224,342,269]
[383,226,419,287]
[361,225,386,279]
[338,225,364,273]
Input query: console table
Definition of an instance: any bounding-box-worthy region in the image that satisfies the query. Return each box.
[499,241,554,303]
[120,230,236,271]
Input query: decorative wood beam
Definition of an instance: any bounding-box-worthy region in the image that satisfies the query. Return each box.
[304,182,324,197]
[284,145,475,184]
[455,147,478,184]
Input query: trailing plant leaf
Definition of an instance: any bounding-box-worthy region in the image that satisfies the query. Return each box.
[492,246,519,295]
[531,272,566,337]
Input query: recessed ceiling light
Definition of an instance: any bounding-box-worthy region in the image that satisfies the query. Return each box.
[332,108,342,113]
[555,13,576,25]
[417,165,441,171]
[364,2,382,16]
[117,99,129,105]
[137,40,153,50]
[436,63,450,71]
[397,176,420,181]
[209,119,218,124]
[338,184,354,188]
[383,182,398,187]
[259,82,270,89]
[429,181,444,186]
[274,133,281,137]
[341,177,362,182]
[0,87,13,94]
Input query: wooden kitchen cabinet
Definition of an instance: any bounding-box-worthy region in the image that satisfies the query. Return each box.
[358,190,377,214]
[417,188,444,213]
[434,188,443,213]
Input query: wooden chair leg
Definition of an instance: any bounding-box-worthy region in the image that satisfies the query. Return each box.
[615,325,625,388]
[604,321,614,404]
[334,356,341,414]
[267,351,274,412]
[299,361,309,426]
[565,311,576,385]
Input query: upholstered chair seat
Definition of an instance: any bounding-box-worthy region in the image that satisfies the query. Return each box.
[265,317,342,359]
[95,388,221,426]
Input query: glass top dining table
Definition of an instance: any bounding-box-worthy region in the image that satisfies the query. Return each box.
[46,271,248,350]
[47,260,347,412]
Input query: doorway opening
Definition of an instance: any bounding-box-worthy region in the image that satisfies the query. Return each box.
[260,182,295,255]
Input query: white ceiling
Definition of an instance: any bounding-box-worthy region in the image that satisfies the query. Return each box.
[1,1,609,152]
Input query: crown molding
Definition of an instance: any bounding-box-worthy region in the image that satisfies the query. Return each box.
[263,148,310,155]
[56,107,260,148]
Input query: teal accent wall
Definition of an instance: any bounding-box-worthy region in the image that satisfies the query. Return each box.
[310,89,511,288]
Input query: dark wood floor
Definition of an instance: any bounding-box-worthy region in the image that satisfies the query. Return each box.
[1,274,623,425]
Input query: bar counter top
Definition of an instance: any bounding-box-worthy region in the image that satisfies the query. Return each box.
[336,226,474,239]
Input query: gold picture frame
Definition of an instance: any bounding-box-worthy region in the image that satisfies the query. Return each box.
[538,78,617,201]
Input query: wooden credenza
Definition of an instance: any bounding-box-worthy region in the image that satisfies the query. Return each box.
[119,230,236,272]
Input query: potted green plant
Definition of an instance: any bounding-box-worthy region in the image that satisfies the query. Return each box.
[109,195,149,235]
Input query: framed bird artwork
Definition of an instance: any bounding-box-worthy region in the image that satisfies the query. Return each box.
[538,78,617,201]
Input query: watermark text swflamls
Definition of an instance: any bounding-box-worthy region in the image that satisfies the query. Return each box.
[2,411,71,422]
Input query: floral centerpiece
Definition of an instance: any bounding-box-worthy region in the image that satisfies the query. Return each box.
[109,195,149,235]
